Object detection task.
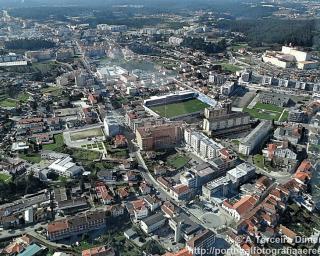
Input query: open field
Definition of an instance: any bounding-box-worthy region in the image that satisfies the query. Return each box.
[243,102,286,121]
[70,128,104,141]
[150,98,209,118]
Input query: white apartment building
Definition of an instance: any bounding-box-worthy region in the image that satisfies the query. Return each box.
[185,129,223,160]
[239,121,272,156]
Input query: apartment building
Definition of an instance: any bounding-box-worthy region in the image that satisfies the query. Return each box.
[136,123,183,151]
[203,101,251,136]
[239,121,272,156]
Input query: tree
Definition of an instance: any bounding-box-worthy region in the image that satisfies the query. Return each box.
[142,240,165,255]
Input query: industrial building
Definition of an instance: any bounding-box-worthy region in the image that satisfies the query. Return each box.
[140,212,166,234]
[48,156,83,177]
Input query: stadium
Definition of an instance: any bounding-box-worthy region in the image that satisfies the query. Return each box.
[144,90,217,120]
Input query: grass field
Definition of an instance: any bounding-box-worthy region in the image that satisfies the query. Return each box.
[150,99,209,118]
[41,86,64,97]
[0,173,12,183]
[167,154,190,169]
[70,128,104,141]
[43,133,64,151]
[244,102,286,121]
[253,154,264,169]
[0,98,17,108]
[279,110,289,122]
[219,62,242,73]
[72,149,101,162]
[0,92,29,108]
[19,153,42,163]
[230,43,249,51]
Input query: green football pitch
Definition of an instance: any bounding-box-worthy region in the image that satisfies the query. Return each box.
[150,98,209,118]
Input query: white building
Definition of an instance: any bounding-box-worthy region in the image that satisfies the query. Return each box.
[239,121,272,156]
[220,81,236,96]
[168,36,184,46]
[11,142,29,152]
[140,212,166,234]
[226,163,256,187]
[48,157,83,177]
[24,208,34,223]
[0,53,28,67]
[96,65,128,82]
[104,115,121,137]
[262,46,318,70]
[184,129,223,160]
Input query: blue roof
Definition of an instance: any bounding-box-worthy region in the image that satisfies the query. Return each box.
[18,244,42,256]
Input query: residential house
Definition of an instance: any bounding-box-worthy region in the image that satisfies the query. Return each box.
[279,225,297,245]
[139,182,151,195]
[157,177,174,191]
[82,246,115,256]
[131,199,148,221]
[274,125,303,145]
[96,185,114,205]
[255,176,272,193]
[114,135,127,148]
[144,195,162,212]
[117,187,129,200]
[170,184,190,201]
[161,201,179,218]
[222,195,258,221]
[106,204,125,218]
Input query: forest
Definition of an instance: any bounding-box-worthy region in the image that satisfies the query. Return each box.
[218,19,319,48]
[181,37,227,54]
[5,39,56,50]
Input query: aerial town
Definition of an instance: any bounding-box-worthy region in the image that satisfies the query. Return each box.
[0,0,320,255]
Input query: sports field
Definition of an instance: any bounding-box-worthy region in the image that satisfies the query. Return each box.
[244,102,287,121]
[150,98,209,118]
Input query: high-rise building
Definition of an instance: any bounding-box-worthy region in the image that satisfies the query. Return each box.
[203,101,251,136]
[239,121,272,156]
[104,115,121,137]
[136,122,183,151]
